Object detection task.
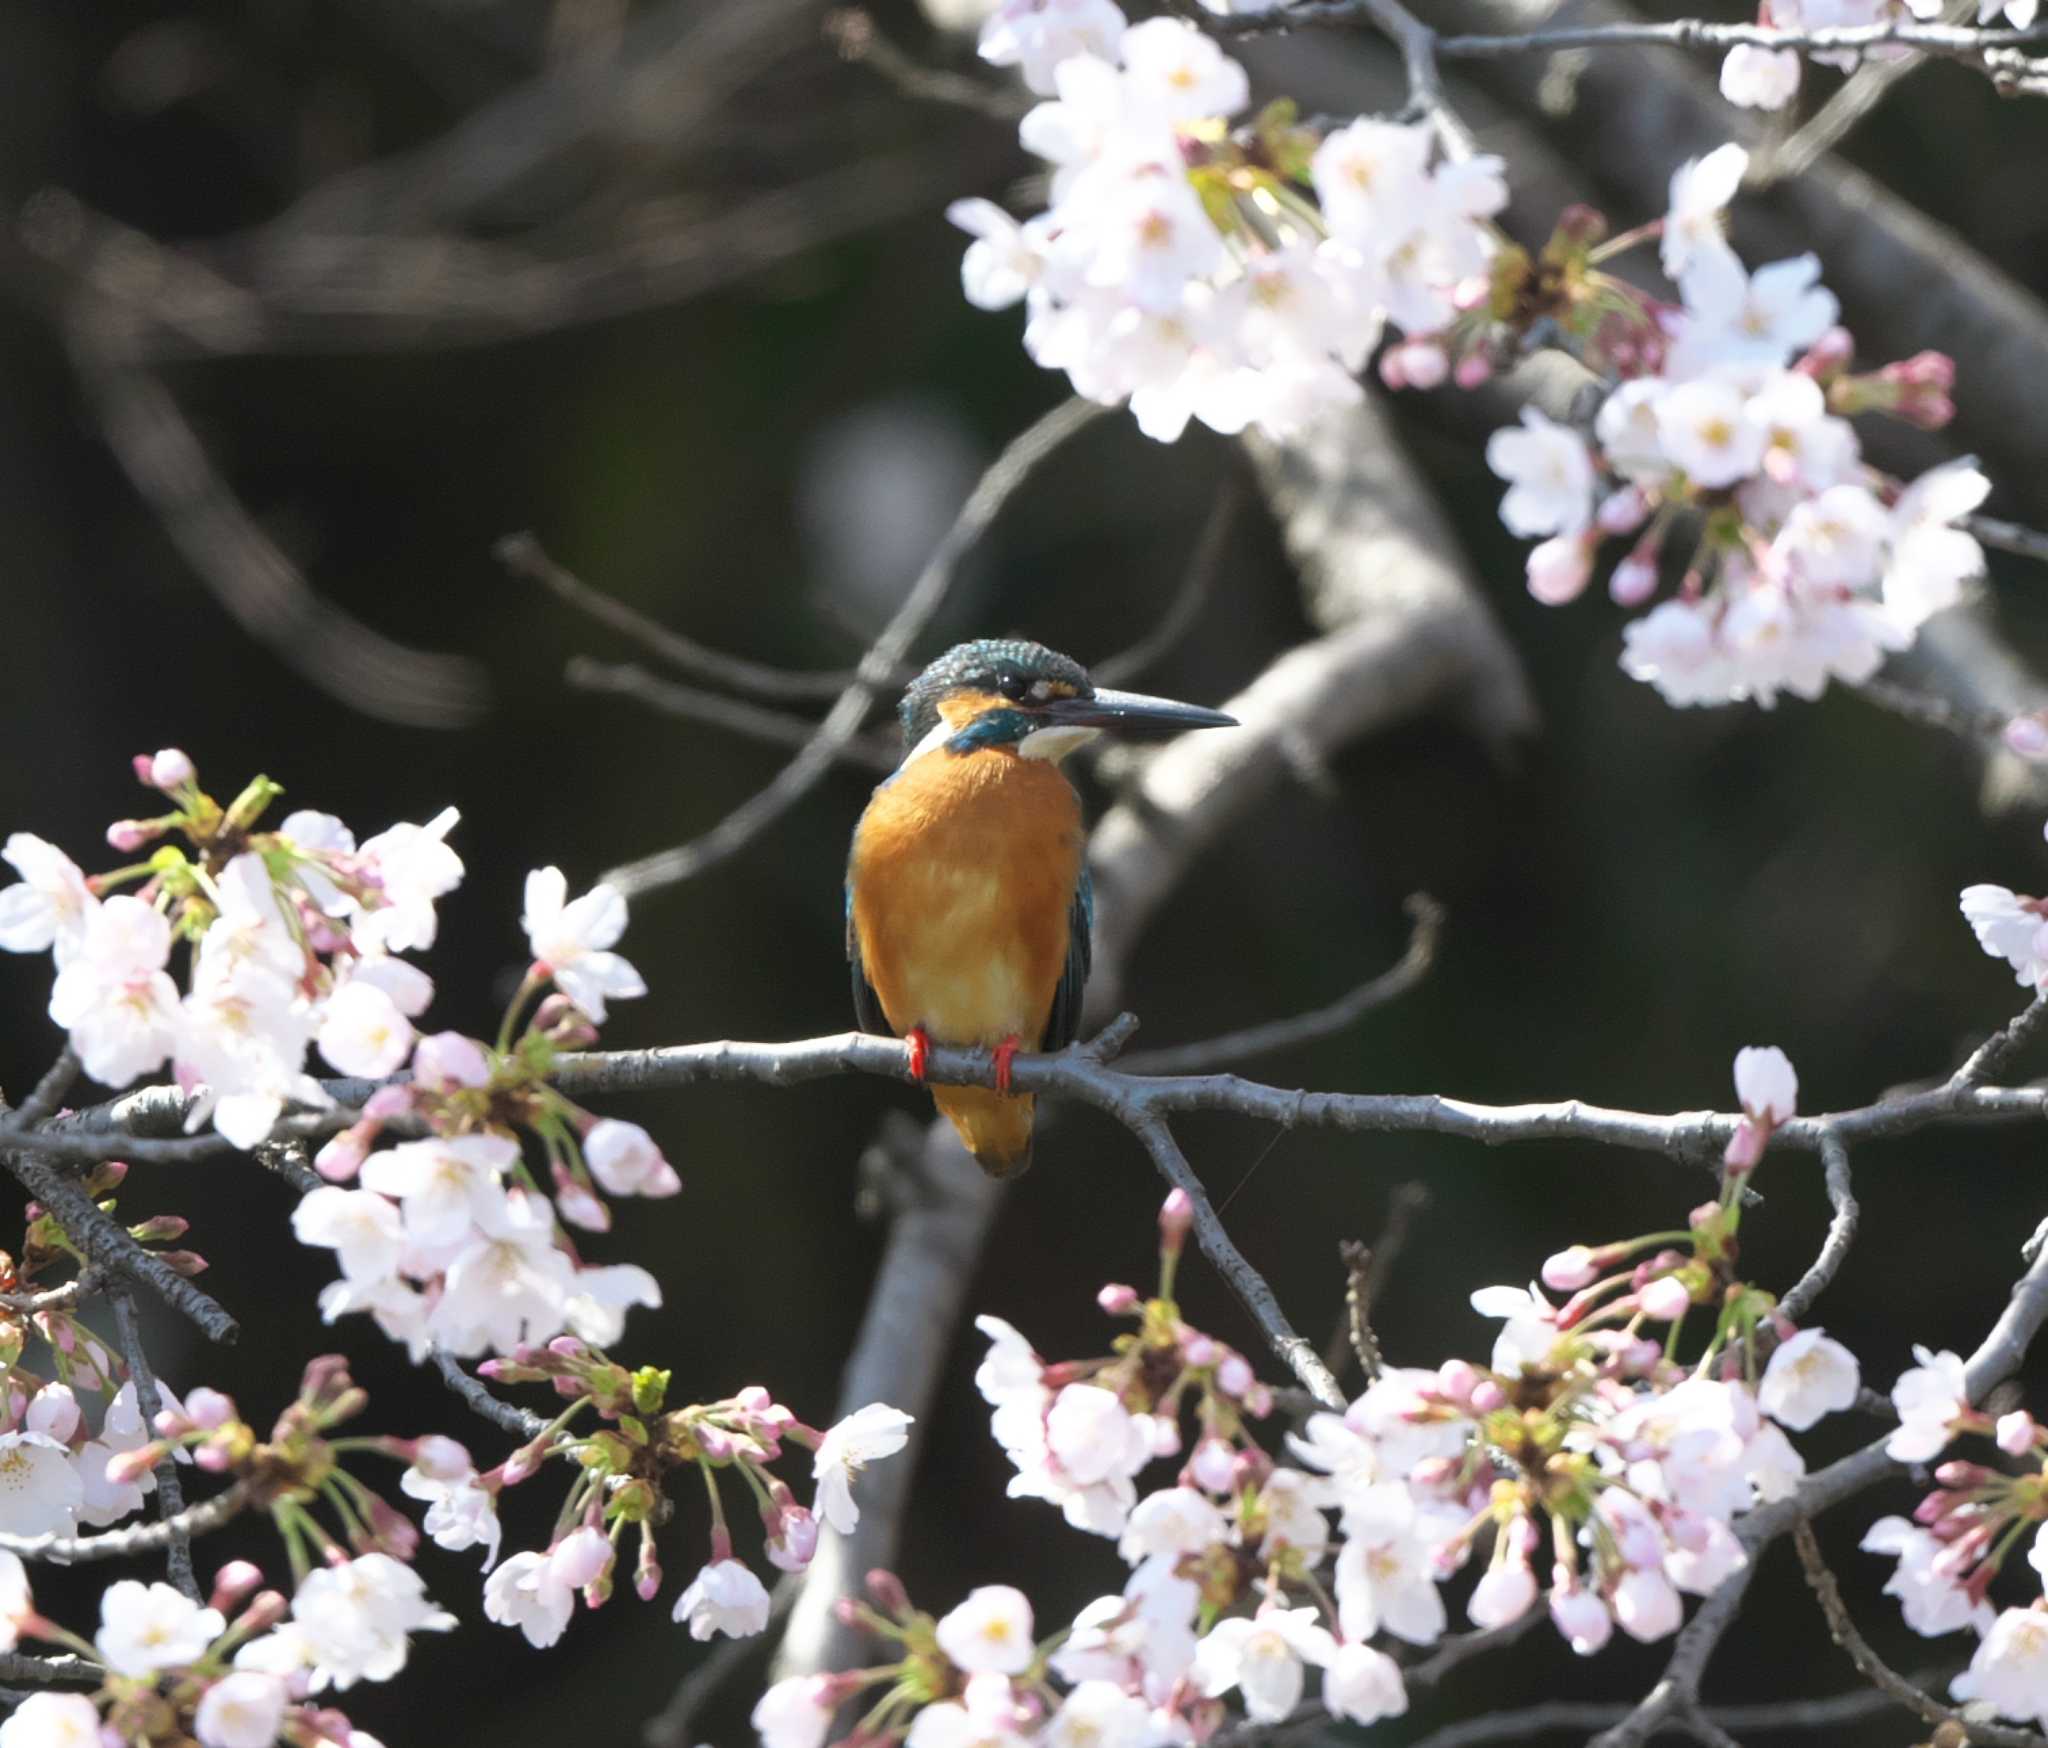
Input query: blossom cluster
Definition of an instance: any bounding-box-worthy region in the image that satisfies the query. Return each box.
[1480,144,1987,709]
[759,1051,1904,1748]
[466,1339,910,1648]
[1717,0,2038,114]
[954,3,1505,439]
[1858,1357,2048,1727]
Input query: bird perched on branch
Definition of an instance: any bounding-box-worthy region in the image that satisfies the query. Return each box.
[846,639,1237,1177]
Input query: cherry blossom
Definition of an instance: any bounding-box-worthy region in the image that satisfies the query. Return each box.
[1321,1642,1408,1724]
[1191,1606,1338,1723]
[193,1672,290,1748]
[812,1403,915,1534]
[95,1579,226,1676]
[522,867,647,1023]
[0,834,95,964]
[1758,1330,1859,1430]
[47,894,179,1086]
[0,1694,102,1748]
[1486,410,1598,539]
[0,1432,83,1537]
[1961,885,2048,990]
[979,0,1130,95]
[583,1119,683,1198]
[1719,42,1801,108]
[752,1676,839,1748]
[674,1558,773,1640]
[284,1552,455,1690]
[1953,1607,2048,1726]
[1861,1516,1995,1636]
[1661,143,1746,278]
[936,1585,1037,1675]
[1887,1345,1971,1463]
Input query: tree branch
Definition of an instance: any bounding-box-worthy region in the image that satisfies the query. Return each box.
[109,1288,199,1600]
[1777,1127,1858,1326]
[433,1349,548,1441]
[0,1481,250,1564]
[565,658,899,773]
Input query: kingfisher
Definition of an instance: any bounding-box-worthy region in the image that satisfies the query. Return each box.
[846,639,1237,1178]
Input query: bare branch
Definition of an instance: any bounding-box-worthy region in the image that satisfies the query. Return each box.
[1791,1520,2036,1744]
[0,1653,96,1687]
[1972,514,2048,566]
[824,8,1029,121]
[600,397,1108,900]
[1777,1128,1858,1326]
[1951,994,2048,1089]
[12,1051,80,1130]
[500,532,887,705]
[434,1349,548,1441]
[1118,894,1443,1075]
[0,1481,250,1564]
[565,659,898,774]
[0,1272,100,1316]
[0,1143,237,1343]
[109,1289,199,1600]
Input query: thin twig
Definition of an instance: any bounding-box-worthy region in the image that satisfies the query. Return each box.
[12,1050,80,1129]
[599,397,1107,900]
[433,1349,548,1440]
[566,658,899,773]
[0,1272,100,1315]
[500,532,885,704]
[0,1481,250,1563]
[109,1288,199,1600]
[1790,1520,2026,1743]
[1091,474,1243,689]
[824,8,1029,121]
[1778,1128,1858,1325]
[1970,514,2048,565]
[1118,894,1443,1075]
[1951,994,2048,1089]
[0,1654,96,1686]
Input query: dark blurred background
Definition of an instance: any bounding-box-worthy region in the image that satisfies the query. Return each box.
[3,0,2048,1742]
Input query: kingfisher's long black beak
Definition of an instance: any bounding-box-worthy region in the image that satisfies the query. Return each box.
[1036,688,1238,735]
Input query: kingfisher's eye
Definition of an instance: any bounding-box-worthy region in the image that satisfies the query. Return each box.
[997,674,1031,702]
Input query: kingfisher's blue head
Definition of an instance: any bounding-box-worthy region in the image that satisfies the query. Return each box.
[897,639,1237,763]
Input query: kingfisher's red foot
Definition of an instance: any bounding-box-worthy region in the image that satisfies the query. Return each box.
[992,1035,1024,1095]
[905,1027,931,1084]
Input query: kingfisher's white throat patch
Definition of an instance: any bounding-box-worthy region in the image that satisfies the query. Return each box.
[1018,724,1102,762]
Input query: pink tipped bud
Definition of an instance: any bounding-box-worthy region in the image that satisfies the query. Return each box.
[1723,1117,1766,1175]
[1217,1353,1254,1398]
[767,1505,819,1573]
[129,1215,189,1244]
[185,1387,238,1430]
[832,1596,863,1627]
[1144,1414,1181,1458]
[158,1250,207,1277]
[1096,1283,1140,1315]
[1637,1276,1693,1322]
[552,1170,610,1234]
[1526,534,1596,606]
[237,1592,289,1638]
[1934,1460,1997,1490]
[1400,342,1449,390]
[1997,1411,2039,1456]
[194,1441,235,1473]
[1158,1189,1193,1256]
[1469,1379,1508,1413]
[106,1444,168,1487]
[2004,716,2048,763]
[208,1561,264,1615]
[1898,392,1955,431]
[1243,1382,1273,1418]
[1377,348,1409,392]
[315,1127,372,1184]
[635,1537,662,1602]
[1609,554,1659,608]
[1436,1359,1480,1405]
[549,1526,614,1590]
[1454,353,1495,390]
[411,1031,492,1091]
[1796,326,1855,381]
[145,749,196,790]
[1542,1247,1600,1292]
[1596,486,1650,537]
[1882,349,1956,391]
[864,1569,911,1617]
[408,1435,473,1482]
[1188,1437,1236,1493]
[105,821,159,853]
[1181,1332,1217,1369]
[130,754,157,786]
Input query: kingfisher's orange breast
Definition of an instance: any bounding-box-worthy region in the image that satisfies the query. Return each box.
[849,746,1084,1048]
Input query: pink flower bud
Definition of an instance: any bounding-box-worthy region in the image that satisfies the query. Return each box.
[1188,1437,1236,1493]
[1882,349,1956,391]
[1217,1354,1254,1398]
[208,1561,264,1615]
[767,1506,819,1573]
[411,1031,492,1091]
[1242,1382,1273,1418]
[1454,353,1494,390]
[1143,1414,1181,1458]
[1181,1332,1217,1368]
[1796,327,1855,380]
[1934,1460,1996,1489]
[1436,1359,1480,1405]
[1401,342,1449,390]
[409,1435,473,1481]
[1722,1118,1766,1174]
[314,1127,372,1184]
[1997,1411,2038,1455]
[1377,348,1409,392]
[106,1445,167,1487]
[1158,1189,1193,1255]
[551,1171,610,1233]
[146,749,196,790]
[1469,1379,1507,1413]
[2004,717,2048,762]
[1096,1284,1140,1315]
[130,754,157,786]
[864,1570,911,1617]
[635,1536,662,1602]
[1610,554,1659,608]
[549,1526,614,1590]
[1526,535,1595,606]
[105,821,157,852]
[194,1441,235,1473]
[1637,1276,1692,1322]
[185,1387,238,1430]
[1596,487,1650,536]
[1542,1247,1599,1292]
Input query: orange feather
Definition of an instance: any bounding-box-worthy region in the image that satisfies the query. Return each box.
[848,723,1084,1176]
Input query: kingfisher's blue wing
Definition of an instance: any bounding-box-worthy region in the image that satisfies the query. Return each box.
[847,883,890,1037]
[1042,867,1094,1052]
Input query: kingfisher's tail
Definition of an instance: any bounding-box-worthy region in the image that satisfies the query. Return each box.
[933,1086,1036,1179]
